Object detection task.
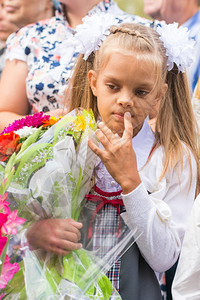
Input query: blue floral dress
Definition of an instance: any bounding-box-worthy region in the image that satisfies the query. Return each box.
[5,0,157,114]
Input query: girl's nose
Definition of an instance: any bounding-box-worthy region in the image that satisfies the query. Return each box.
[117,97,133,107]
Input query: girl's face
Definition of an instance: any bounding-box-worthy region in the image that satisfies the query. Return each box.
[89,51,167,137]
[3,0,53,27]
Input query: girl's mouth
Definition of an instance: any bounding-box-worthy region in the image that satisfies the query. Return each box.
[4,5,18,13]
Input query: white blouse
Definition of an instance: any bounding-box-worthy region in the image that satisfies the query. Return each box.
[95,119,197,278]
[172,194,200,300]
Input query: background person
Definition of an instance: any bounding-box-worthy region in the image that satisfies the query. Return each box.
[0,1,17,76]
[0,0,160,132]
[172,193,200,299]
[143,0,200,94]
[3,0,54,27]
[143,0,162,20]
[192,75,200,131]
[0,0,54,77]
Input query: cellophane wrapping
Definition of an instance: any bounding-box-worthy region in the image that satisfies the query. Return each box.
[0,109,139,300]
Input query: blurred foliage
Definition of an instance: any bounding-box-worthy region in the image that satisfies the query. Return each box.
[115,0,148,18]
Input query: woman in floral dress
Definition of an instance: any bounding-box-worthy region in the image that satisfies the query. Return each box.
[0,0,160,132]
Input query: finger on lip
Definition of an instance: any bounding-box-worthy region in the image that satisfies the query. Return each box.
[124,112,131,118]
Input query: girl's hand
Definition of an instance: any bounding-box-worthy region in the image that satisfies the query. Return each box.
[26,218,83,256]
[88,112,141,194]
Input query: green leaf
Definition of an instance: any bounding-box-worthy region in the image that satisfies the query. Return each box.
[0,167,15,195]
[4,153,16,178]
[0,163,5,173]
[71,166,83,221]
[45,266,62,294]
[62,249,113,299]
[96,273,113,299]
[62,252,85,282]
[53,115,75,144]
[14,143,52,180]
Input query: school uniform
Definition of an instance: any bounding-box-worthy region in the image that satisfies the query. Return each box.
[81,118,197,299]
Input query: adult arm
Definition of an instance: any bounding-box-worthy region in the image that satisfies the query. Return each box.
[0,59,69,132]
[0,59,29,131]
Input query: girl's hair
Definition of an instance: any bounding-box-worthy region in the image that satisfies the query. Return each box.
[67,23,199,185]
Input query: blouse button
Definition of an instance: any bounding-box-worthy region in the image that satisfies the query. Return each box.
[111,180,116,186]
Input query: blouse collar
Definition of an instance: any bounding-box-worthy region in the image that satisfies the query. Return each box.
[132,118,155,170]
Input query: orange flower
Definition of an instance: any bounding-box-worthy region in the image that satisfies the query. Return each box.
[0,132,21,162]
[42,116,62,127]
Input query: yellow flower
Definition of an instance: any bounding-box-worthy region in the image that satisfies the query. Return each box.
[74,115,87,131]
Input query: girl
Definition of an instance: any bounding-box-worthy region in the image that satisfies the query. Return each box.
[27,19,199,299]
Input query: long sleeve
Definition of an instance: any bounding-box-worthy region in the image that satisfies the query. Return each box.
[121,145,197,274]
[172,194,200,300]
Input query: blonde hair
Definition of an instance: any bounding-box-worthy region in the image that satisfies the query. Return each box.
[67,23,199,186]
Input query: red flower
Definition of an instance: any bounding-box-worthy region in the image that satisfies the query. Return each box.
[0,132,21,161]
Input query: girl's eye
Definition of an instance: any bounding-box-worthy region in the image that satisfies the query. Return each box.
[106,84,118,90]
[135,90,148,97]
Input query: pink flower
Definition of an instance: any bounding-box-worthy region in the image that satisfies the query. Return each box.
[2,210,26,235]
[0,255,19,289]
[0,235,7,254]
[0,213,8,229]
[0,194,26,292]
[0,193,10,214]
[1,112,50,134]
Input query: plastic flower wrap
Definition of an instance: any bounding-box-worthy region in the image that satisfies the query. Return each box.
[0,109,138,299]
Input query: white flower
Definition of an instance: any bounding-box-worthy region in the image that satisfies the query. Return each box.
[14,126,38,138]
[156,22,195,72]
[75,13,119,60]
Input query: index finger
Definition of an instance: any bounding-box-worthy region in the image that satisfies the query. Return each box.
[122,112,133,140]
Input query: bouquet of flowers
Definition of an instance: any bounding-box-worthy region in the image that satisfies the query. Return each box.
[0,109,138,299]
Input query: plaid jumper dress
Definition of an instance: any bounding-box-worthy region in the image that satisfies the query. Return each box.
[82,185,162,300]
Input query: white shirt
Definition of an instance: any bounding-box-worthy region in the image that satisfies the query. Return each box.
[172,194,200,300]
[95,119,197,278]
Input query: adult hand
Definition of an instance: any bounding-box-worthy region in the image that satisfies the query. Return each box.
[45,107,69,119]
[88,112,141,194]
[26,218,83,256]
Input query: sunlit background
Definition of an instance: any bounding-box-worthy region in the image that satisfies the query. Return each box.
[115,0,148,18]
